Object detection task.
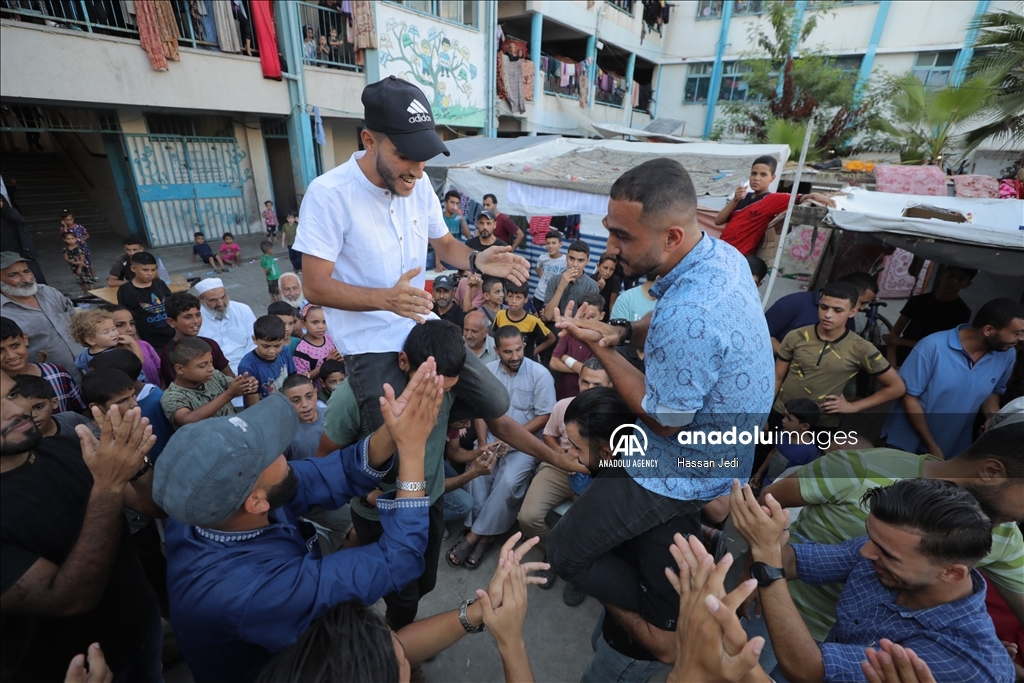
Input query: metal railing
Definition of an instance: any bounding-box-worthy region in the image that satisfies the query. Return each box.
[605,0,634,16]
[594,71,627,108]
[297,1,359,71]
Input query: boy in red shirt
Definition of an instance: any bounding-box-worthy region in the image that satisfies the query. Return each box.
[716,155,835,255]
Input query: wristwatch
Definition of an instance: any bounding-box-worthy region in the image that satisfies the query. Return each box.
[750,561,786,587]
[395,480,427,492]
[459,598,486,633]
[468,250,481,274]
[130,455,152,482]
[608,318,633,345]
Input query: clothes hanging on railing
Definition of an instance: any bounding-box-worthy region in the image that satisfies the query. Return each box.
[522,58,534,101]
[577,57,591,107]
[350,0,376,51]
[632,81,640,107]
[137,0,180,71]
[506,58,525,113]
[528,216,553,245]
[497,53,511,103]
[212,0,241,53]
[251,0,281,79]
[198,0,218,48]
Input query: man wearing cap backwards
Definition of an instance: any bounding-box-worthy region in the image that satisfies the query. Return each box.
[155,359,445,683]
[194,277,257,372]
[0,251,84,382]
[432,274,465,328]
[294,76,531,436]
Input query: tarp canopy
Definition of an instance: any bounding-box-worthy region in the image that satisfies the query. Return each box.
[425,136,554,195]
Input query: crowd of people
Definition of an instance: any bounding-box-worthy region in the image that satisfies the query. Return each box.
[2,76,1023,683]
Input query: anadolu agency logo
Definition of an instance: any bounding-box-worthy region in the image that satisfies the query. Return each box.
[602,424,658,468]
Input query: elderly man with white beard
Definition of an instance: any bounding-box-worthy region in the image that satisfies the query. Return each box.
[0,251,84,381]
[194,278,257,372]
[278,272,308,312]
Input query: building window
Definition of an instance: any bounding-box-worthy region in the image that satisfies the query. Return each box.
[387,0,479,28]
[606,0,634,15]
[912,51,958,88]
[683,63,713,103]
[828,55,863,73]
[697,0,767,19]
[719,62,754,101]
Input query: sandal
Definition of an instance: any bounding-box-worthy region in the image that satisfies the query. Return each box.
[446,529,475,568]
[563,582,587,607]
[464,538,494,570]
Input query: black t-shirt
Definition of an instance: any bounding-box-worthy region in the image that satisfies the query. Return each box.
[590,272,622,315]
[117,278,175,350]
[109,255,133,282]
[465,236,509,252]
[435,302,466,329]
[600,508,701,660]
[896,293,971,363]
[0,438,158,681]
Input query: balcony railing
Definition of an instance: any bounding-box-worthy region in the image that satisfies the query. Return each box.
[542,53,580,99]
[297,1,359,71]
[605,0,634,16]
[594,70,627,108]
[1,0,259,56]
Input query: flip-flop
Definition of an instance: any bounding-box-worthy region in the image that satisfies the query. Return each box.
[464,538,494,570]
[446,529,474,568]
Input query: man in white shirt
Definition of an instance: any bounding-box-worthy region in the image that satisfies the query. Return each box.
[195,278,257,372]
[294,77,532,434]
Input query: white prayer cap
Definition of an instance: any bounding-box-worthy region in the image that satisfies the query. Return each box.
[194,278,224,296]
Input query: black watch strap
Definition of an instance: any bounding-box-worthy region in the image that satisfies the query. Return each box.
[130,455,152,482]
[608,318,633,345]
[750,561,786,587]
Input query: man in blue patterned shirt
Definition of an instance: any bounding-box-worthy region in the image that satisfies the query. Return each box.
[548,158,774,673]
[731,477,1016,683]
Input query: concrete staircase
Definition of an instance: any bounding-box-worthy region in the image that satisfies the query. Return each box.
[0,150,115,243]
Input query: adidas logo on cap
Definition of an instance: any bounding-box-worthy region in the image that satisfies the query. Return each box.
[407,99,433,123]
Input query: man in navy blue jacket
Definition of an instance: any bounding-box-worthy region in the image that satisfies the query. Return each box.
[153,361,445,683]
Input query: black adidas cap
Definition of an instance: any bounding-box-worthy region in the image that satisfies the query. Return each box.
[361,76,450,162]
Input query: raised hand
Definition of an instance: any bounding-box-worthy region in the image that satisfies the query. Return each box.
[380,359,444,453]
[483,532,550,610]
[381,357,436,422]
[554,301,623,348]
[862,640,936,683]
[76,405,155,493]
[733,185,747,202]
[729,479,789,559]
[64,643,113,683]
[228,372,259,397]
[387,267,434,324]
[475,246,531,286]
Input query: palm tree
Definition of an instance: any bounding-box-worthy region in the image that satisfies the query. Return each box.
[961,6,1024,152]
[871,74,992,166]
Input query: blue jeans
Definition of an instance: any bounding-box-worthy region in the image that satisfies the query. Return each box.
[288,247,303,272]
[443,461,473,522]
[113,609,163,683]
[580,609,668,683]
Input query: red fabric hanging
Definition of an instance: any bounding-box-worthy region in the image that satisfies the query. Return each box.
[528,216,553,245]
[251,0,281,80]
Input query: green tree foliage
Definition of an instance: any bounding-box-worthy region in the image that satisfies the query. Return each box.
[961,6,1024,152]
[719,3,880,153]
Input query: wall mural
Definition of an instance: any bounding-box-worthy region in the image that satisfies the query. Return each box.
[376,6,485,128]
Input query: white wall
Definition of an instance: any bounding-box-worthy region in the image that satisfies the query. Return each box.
[0,20,290,114]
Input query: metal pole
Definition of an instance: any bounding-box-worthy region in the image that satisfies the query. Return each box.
[762,113,816,310]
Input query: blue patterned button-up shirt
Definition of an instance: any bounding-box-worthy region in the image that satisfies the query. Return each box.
[794,536,1015,683]
[625,234,774,501]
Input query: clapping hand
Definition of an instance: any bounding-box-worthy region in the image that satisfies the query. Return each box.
[380,357,444,452]
[729,479,790,561]
[76,405,155,492]
[554,301,623,348]
[861,640,936,683]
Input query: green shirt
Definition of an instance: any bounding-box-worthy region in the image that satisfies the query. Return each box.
[160,370,235,428]
[282,221,299,247]
[776,325,889,426]
[261,254,280,282]
[789,448,1024,642]
[323,378,454,521]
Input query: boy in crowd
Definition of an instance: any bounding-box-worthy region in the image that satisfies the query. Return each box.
[260,241,282,303]
[884,265,976,367]
[442,190,470,241]
[280,211,302,272]
[746,254,768,287]
[541,240,599,323]
[477,277,505,330]
[749,397,822,491]
[716,155,836,255]
[160,291,234,387]
[549,292,604,400]
[534,230,566,314]
[116,251,175,351]
[238,315,295,406]
[107,236,144,287]
[282,373,327,461]
[766,271,879,354]
[101,304,163,389]
[12,374,92,442]
[191,232,229,273]
[268,300,302,354]
[0,317,85,413]
[610,273,658,323]
[90,348,174,461]
[161,336,257,428]
[493,280,556,359]
[80,369,139,421]
[316,358,346,404]
[482,193,525,251]
[220,232,242,268]
[464,210,507,252]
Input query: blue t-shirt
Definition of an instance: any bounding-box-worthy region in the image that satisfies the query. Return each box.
[628,234,775,502]
[193,242,214,260]
[137,384,173,461]
[442,212,464,240]
[765,289,855,342]
[237,347,295,399]
[882,325,1014,457]
[775,440,820,468]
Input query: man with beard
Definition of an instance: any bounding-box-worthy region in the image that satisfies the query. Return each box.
[0,252,83,382]
[0,369,162,681]
[293,76,530,441]
[155,363,443,683]
[882,297,1024,459]
[547,158,774,669]
[431,274,464,328]
[278,271,307,312]
[730,476,1016,683]
[194,277,257,372]
[754,422,1024,667]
